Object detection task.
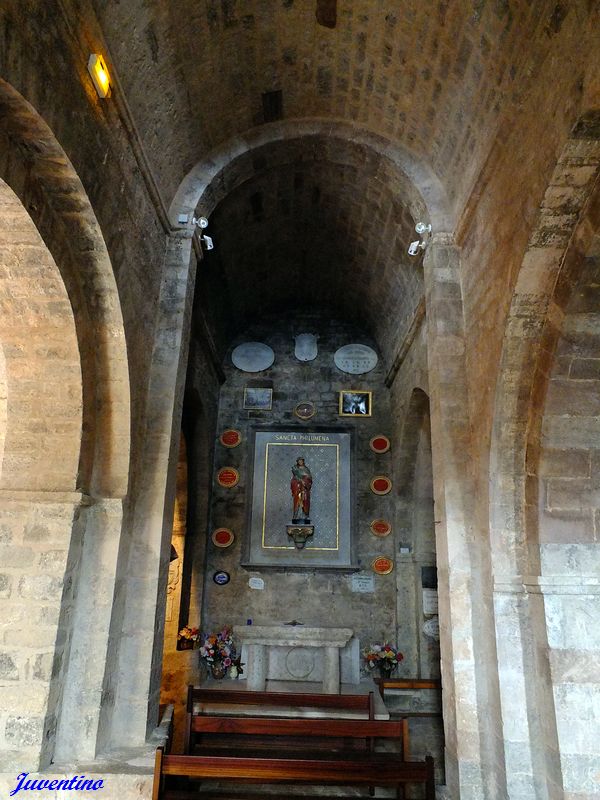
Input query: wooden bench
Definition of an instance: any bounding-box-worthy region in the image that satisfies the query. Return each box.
[374,677,441,699]
[153,747,435,799]
[374,678,442,762]
[184,686,388,755]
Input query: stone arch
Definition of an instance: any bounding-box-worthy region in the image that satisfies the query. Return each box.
[169,118,454,232]
[490,112,600,797]
[491,119,600,571]
[166,122,503,800]
[0,80,131,768]
[0,79,130,498]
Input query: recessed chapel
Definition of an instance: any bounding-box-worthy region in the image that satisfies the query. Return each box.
[0,2,599,798]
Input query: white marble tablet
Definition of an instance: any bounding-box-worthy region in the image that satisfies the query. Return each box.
[231,342,275,372]
[334,344,378,374]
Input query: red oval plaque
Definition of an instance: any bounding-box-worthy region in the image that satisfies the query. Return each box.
[370,435,390,454]
[217,467,239,488]
[370,476,392,495]
[212,528,234,548]
[372,556,394,575]
[220,429,242,448]
[370,519,392,537]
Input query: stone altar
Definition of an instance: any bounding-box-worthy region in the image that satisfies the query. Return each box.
[233,625,354,694]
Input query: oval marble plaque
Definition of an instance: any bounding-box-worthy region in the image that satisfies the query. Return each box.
[231,342,274,372]
[334,344,378,375]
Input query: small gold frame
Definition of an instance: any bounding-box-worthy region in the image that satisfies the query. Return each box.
[338,390,372,417]
[294,401,316,421]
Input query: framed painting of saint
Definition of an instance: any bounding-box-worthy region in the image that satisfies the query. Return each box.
[243,428,354,569]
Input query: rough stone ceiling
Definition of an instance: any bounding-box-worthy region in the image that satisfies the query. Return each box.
[95,0,579,209]
[92,0,591,361]
[196,141,423,365]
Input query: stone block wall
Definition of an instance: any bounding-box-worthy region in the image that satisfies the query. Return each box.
[0,493,81,771]
[199,313,400,669]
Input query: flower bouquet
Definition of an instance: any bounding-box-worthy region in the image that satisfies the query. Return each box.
[177,626,199,650]
[199,626,243,679]
[363,641,404,677]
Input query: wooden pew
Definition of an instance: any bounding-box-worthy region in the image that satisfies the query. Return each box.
[374,677,441,699]
[184,686,377,755]
[374,678,442,761]
[153,746,435,800]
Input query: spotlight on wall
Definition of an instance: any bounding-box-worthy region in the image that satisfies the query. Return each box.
[87,54,111,99]
[201,235,214,251]
[408,240,426,256]
[415,222,432,236]
[193,216,209,229]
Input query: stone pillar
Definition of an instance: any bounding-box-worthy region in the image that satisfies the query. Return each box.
[105,232,197,748]
[53,498,124,762]
[423,235,506,799]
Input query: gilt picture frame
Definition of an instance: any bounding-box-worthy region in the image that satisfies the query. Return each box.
[243,387,273,410]
[338,390,372,417]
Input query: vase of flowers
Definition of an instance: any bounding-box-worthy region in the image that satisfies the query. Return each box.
[363,641,404,677]
[177,626,200,650]
[199,626,242,679]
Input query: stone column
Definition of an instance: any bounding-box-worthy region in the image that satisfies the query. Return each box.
[423,235,505,800]
[53,497,124,762]
[105,232,197,748]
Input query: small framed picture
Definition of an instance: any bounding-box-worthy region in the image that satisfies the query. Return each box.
[339,390,372,417]
[244,387,273,410]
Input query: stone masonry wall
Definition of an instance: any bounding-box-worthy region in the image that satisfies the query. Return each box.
[200,313,400,672]
[0,494,81,771]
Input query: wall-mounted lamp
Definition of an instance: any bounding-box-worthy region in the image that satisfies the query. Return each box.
[408,240,426,256]
[87,54,111,99]
[408,221,432,256]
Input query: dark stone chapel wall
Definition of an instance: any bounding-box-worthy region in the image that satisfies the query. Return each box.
[200,313,401,667]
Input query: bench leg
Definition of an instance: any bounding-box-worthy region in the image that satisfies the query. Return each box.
[425,755,435,800]
[402,717,410,760]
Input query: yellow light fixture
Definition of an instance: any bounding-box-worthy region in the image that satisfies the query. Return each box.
[87,54,111,98]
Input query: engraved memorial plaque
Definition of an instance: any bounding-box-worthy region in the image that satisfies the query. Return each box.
[334,344,378,375]
[231,342,275,372]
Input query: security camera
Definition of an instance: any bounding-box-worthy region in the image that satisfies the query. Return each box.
[201,234,214,250]
[193,216,209,229]
[415,222,432,236]
[408,240,422,256]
